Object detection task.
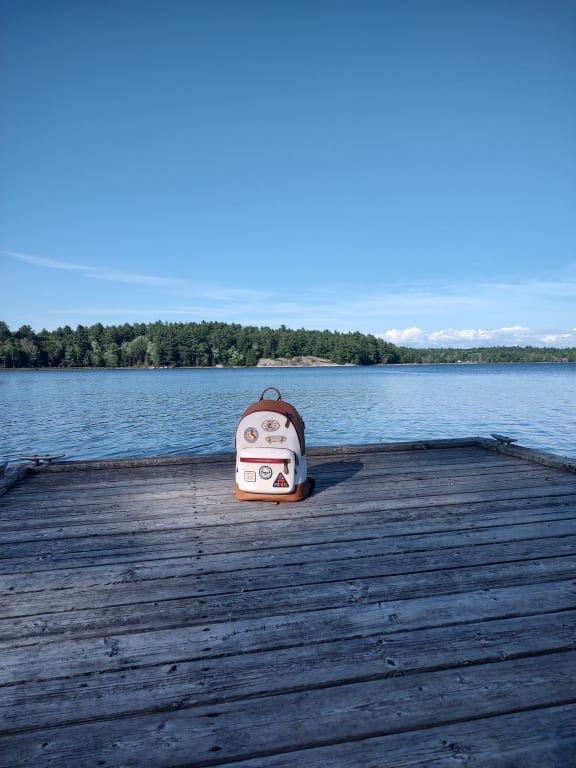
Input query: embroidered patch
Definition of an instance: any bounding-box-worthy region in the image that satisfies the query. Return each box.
[266,435,286,444]
[261,419,280,432]
[243,471,256,482]
[259,466,273,480]
[244,427,258,443]
[273,472,289,488]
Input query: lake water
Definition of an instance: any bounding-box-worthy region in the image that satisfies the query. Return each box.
[1,364,575,461]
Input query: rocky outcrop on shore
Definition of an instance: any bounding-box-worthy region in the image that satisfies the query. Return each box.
[256,356,340,367]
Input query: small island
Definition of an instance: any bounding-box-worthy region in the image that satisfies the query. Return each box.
[257,356,343,367]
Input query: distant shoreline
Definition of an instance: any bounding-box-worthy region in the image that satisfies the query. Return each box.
[2,359,575,373]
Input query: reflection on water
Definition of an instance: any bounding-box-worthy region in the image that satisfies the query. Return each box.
[1,364,575,460]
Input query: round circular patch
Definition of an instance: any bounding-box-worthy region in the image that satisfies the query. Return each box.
[259,465,273,480]
[244,427,258,442]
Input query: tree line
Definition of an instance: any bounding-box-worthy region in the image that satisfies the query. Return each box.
[0,320,400,368]
[401,345,576,364]
[1,320,574,368]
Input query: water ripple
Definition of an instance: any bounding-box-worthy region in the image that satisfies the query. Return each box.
[1,365,575,461]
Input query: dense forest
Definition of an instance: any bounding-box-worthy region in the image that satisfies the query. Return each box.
[0,320,575,368]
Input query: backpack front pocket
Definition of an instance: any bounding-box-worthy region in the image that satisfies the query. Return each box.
[236,447,297,494]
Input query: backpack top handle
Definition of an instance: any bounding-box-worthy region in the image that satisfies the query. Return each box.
[260,387,282,401]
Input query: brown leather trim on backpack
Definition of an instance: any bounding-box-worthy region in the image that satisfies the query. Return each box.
[235,477,314,502]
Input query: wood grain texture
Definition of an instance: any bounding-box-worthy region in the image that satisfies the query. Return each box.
[1,441,575,767]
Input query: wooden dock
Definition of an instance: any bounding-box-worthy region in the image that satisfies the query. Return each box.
[1,438,575,767]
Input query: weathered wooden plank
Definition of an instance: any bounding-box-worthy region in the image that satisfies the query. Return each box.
[1,442,575,768]
[1,652,575,768]
[478,436,576,474]
[4,465,575,514]
[2,466,571,530]
[3,503,576,562]
[3,450,571,504]
[29,451,235,472]
[4,501,576,562]
[4,489,550,529]
[11,448,519,486]
[2,611,574,734]
[2,497,575,574]
[0,518,576,594]
[5,547,576,627]
[4,579,575,685]
[0,488,576,559]
[2,556,574,647]
[2,478,576,549]
[4,475,576,532]
[3,525,576,616]
[3,451,476,496]
[4,481,570,532]
[3,516,575,595]
[19,440,485,474]
[189,705,576,768]
[19,461,533,501]
[4,451,540,496]
[0,464,30,496]
[3,445,572,497]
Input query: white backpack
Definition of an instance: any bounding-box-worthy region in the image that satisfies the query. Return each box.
[235,387,314,502]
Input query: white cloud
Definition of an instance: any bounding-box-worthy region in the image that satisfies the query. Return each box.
[4,248,576,344]
[2,248,182,285]
[379,326,576,348]
[539,330,576,345]
[3,250,90,272]
[2,249,267,301]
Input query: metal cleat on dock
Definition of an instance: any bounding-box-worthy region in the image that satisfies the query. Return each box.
[490,433,518,445]
[17,454,66,466]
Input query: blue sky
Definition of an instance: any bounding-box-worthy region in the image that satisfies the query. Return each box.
[1,0,575,347]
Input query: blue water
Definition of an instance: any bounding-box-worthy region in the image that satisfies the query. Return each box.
[1,364,575,461]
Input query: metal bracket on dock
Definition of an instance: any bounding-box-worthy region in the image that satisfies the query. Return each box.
[17,454,66,466]
[490,433,518,445]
